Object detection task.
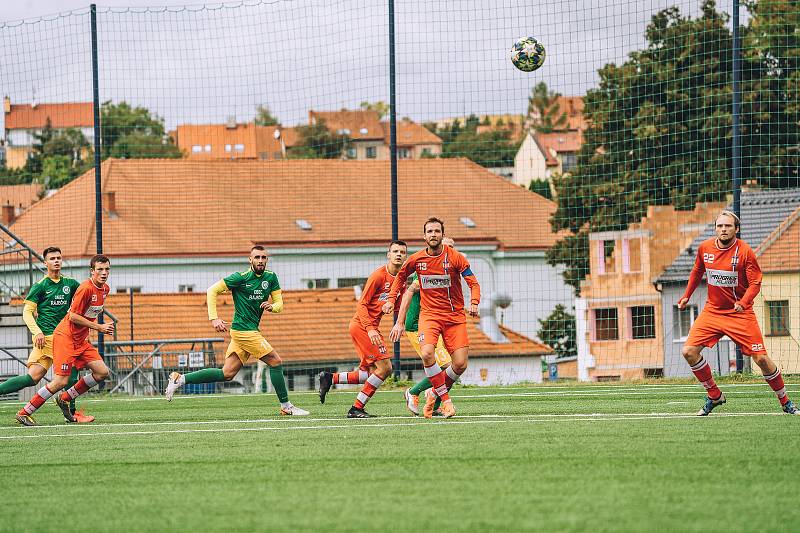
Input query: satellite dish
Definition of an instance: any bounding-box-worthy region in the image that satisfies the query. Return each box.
[494,294,512,309]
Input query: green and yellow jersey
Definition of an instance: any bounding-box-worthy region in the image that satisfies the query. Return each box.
[208,269,282,332]
[404,272,421,332]
[23,276,81,336]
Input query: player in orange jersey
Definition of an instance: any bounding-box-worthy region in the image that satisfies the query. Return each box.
[679,210,798,416]
[384,218,480,419]
[16,255,115,426]
[318,240,408,418]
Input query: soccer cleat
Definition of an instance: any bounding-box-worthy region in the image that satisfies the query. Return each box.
[164,371,182,401]
[432,409,444,417]
[347,406,373,419]
[782,400,800,415]
[72,409,95,423]
[404,388,420,416]
[55,396,76,423]
[697,393,726,416]
[318,371,333,404]
[422,388,437,419]
[280,404,310,416]
[439,400,456,419]
[15,413,38,426]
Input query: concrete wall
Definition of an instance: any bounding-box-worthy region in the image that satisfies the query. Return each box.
[460,356,543,385]
[755,273,800,374]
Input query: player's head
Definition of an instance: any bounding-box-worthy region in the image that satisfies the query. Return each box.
[249,245,268,274]
[42,246,62,273]
[442,237,455,248]
[423,217,444,249]
[89,254,111,285]
[715,210,739,243]
[387,240,408,266]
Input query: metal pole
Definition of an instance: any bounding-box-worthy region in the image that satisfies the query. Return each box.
[90,4,105,359]
[389,0,401,380]
[732,0,744,373]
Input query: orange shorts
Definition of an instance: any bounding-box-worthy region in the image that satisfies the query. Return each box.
[686,308,767,356]
[418,317,469,354]
[349,319,391,370]
[52,332,101,376]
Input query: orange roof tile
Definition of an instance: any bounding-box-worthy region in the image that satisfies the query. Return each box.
[0,184,43,209]
[309,109,384,141]
[757,206,800,273]
[9,158,561,257]
[175,123,258,159]
[101,289,550,366]
[555,96,587,131]
[381,119,441,146]
[5,103,94,130]
[534,131,583,167]
[254,125,300,155]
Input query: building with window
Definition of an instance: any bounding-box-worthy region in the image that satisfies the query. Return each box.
[174,122,298,160]
[576,202,724,381]
[657,188,800,377]
[513,130,583,190]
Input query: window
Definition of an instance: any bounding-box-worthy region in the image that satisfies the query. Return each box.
[672,305,698,340]
[766,300,790,336]
[398,148,411,159]
[204,144,212,152]
[116,287,142,294]
[366,146,377,159]
[302,278,330,290]
[628,306,656,339]
[561,152,577,172]
[178,284,195,293]
[338,277,368,289]
[596,239,616,274]
[259,152,269,160]
[593,308,619,341]
[225,144,232,152]
[346,147,357,159]
[623,238,642,273]
[234,144,245,153]
[191,145,202,153]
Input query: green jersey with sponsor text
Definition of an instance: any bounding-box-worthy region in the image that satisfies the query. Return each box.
[24,276,81,335]
[404,273,421,332]
[223,269,281,332]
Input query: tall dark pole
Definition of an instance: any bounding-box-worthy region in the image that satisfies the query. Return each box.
[91,4,105,358]
[732,0,743,373]
[389,0,400,379]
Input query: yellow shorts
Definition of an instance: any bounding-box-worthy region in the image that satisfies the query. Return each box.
[406,331,451,367]
[27,334,54,370]
[225,330,273,364]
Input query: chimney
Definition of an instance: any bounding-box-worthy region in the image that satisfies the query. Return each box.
[225,116,237,129]
[3,96,9,114]
[103,191,117,217]
[1,204,15,225]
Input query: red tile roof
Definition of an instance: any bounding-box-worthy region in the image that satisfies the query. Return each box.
[100,289,550,366]
[175,123,258,159]
[381,119,442,146]
[533,131,583,167]
[757,206,800,273]
[9,158,561,257]
[0,184,43,209]
[309,109,384,141]
[5,103,94,130]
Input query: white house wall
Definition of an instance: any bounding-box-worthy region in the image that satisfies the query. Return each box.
[459,356,543,385]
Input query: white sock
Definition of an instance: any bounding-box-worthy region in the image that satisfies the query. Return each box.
[280,401,292,410]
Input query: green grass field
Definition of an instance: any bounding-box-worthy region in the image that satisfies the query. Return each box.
[1,381,798,532]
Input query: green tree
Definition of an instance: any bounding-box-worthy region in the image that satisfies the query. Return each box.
[288,119,349,159]
[40,155,73,189]
[440,129,518,168]
[100,101,181,159]
[255,104,281,127]
[537,304,577,359]
[527,82,568,133]
[528,178,552,200]
[359,101,389,119]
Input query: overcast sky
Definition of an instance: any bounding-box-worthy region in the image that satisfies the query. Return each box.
[1,0,726,130]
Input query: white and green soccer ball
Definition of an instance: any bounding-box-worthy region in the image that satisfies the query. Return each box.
[509,36,546,72]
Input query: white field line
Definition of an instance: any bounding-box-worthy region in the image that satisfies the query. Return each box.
[0,411,787,441]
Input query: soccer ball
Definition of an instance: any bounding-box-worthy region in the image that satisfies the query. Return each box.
[509,37,546,72]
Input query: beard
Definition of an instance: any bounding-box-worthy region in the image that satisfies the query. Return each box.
[252,265,266,274]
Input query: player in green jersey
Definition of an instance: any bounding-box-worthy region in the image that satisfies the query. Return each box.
[1,247,95,423]
[164,246,309,415]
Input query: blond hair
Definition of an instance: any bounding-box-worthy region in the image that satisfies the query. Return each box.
[716,210,740,229]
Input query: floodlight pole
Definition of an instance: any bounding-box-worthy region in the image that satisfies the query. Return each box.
[389,0,401,380]
[90,4,105,358]
[732,0,744,373]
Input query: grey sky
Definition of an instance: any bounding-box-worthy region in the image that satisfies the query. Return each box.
[1,0,723,130]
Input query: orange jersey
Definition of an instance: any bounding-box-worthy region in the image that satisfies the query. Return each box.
[353,265,396,331]
[389,245,480,323]
[682,238,761,312]
[54,279,110,344]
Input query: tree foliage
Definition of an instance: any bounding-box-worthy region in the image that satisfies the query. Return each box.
[255,104,281,127]
[100,101,181,159]
[359,101,389,119]
[288,119,350,159]
[528,82,568,133]
[537,304,577,359]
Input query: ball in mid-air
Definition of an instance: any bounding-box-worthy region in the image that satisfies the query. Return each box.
[510,37,546,72]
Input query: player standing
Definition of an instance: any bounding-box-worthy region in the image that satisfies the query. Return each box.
[678,210,799,416]
[389,237,455,417]
[16,255,114,426]
[385,218,480,419]
[164,246,308,416]
[318,241,408,418]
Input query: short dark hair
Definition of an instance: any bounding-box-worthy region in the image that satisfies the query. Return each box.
[42,246,62,259]
[423,217,444,234]
[389,240,407,250]
[90,254,110,269]
[251,245,267,253]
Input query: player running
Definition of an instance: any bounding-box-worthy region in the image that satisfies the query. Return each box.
[384,218,480,419]
[679,210,799,416]
[389,237,456,417]
[318,240,408,418]
[164,246,308,416]
[16,255,114,426]
[1,247,95,424]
